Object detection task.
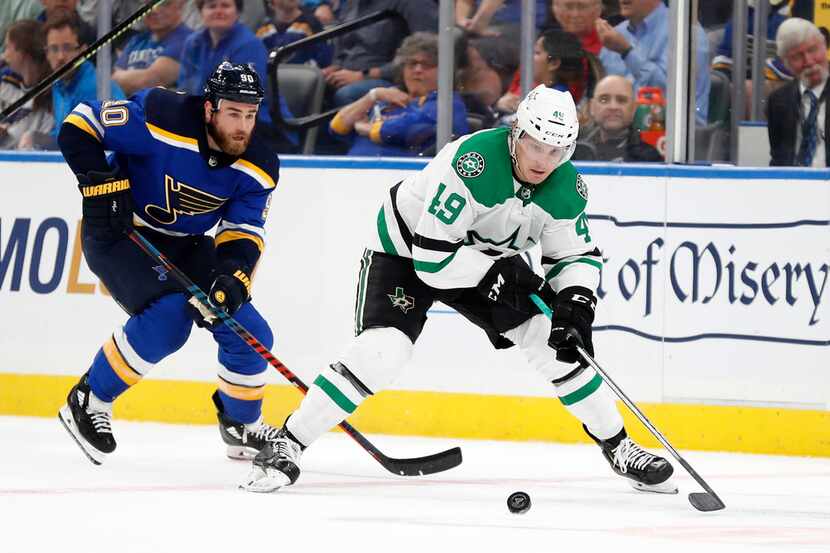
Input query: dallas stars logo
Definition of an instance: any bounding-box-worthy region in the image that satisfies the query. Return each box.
[456,151,485,178]
[387,286,415,313]
[576,174,588,200]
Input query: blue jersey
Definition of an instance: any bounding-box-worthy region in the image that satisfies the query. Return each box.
[115,24,192,70]
[62,88,279,267]
[256,7,332,67]
[331,90,469,157]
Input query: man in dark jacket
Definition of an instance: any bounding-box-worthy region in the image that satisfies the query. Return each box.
[574,75,662,162]
[322,0,439,106]
[767,17,829,167]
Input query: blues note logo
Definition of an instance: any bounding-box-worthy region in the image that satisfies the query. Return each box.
[145,175,227,225]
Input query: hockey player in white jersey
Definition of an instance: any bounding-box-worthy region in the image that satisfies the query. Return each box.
[242,85,676,494]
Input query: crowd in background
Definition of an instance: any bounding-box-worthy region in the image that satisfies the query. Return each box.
[0,0,825,166]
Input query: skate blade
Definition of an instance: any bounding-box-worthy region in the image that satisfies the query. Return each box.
[58,405,107,466]
[628,478,679,495]
[238,466,291,493]
[226,445,258,461]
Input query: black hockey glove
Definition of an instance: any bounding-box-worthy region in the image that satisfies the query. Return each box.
[477,257,554,314]
[189,262,252,328]
[548,286,596,364]
[78,170,133,240]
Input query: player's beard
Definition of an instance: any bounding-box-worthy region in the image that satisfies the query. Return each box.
[206,119,252,156]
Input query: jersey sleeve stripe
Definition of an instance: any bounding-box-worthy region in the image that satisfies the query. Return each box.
[64,113,101,141]
[232,159,276,190]
[215,229,265,252]
[413,251,457,273]
[543,247,602,266]
[545,257,602,280]
[329,112,351,135]
[377,206,399,255]
[145,122,200,152]
[216,220,265,239]
[71,103,105,137]
[413,233,462,253]
[369,120,383,143]
[389,182,413,250]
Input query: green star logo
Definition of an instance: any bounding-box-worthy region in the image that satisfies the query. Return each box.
[388,286,415,313]
[456,151,485,178]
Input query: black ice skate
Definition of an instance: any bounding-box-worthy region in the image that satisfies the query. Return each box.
[586,426,678,494]
[239,427,304,493]
[58,374,116,465]
[213,391,281,460]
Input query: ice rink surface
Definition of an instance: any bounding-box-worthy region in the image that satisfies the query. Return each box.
[1,416,828,553]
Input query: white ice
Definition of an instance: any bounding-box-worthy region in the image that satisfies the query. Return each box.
[1,416,828,553]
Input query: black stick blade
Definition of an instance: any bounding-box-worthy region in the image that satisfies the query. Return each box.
[381,447,463,476]
[688,492,726,512]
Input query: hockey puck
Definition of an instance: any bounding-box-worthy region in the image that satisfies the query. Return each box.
[507,491,531,514]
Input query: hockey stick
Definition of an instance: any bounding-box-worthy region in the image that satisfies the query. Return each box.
[0,0,167,124]
[126,229,462,476]
[530,294,726,512]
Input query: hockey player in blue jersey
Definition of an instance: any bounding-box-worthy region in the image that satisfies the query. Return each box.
[57,62,283,465]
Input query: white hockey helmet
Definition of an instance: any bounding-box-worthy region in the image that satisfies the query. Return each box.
[510,84,579,168]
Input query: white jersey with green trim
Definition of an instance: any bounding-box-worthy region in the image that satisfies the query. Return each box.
[372,127,602,293]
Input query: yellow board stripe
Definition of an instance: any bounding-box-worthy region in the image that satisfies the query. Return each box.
[1,373,828,458]
[234,158,276,189]
[102,338,142,386]
[145,122,199,146]
[215,229,264,252]
[217,379,265,401]
[64,114,101,141]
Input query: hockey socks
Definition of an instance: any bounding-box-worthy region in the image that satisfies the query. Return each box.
[286,362,372,446]
[552,363,623,440]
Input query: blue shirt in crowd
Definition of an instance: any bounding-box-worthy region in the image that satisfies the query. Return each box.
[178,21,296,145]
[599,2,710,124]
[256,6,332,67]
[52,61,125,137]
[471,0,547,29]
[115,23,192,70]
[331,90,469,157]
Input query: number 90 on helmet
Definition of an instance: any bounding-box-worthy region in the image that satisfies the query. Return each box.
[511,84,579,168]
[204,61,265,110]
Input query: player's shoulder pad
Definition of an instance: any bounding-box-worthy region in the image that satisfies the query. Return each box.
[531,161,587,220]
[141,87,204,139]
[235,126,280,190]
[450,127,514,207]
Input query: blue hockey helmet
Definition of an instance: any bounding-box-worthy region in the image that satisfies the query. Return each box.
[204,61,265,109]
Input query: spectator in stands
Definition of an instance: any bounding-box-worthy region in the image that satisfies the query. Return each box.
[545,0,603,55]
[0,1,42,52]
[456,0,548,39]
[495,29,601,122]
[37,0,96,47]
[767,18,830,167]
[458,35,517,110]
[178,0,297,151]
[256,0,332,67]
[19,11,125,150]
[0,20,54,149]
[301,0,339,26]
[329,32,468,156]
[711,0,791,119]
[574,74,661,161]
[111,0,191,96]
[323,0,438,107]
[597,0,710,124]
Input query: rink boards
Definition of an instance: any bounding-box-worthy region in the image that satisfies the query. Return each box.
[0,154,828,456]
